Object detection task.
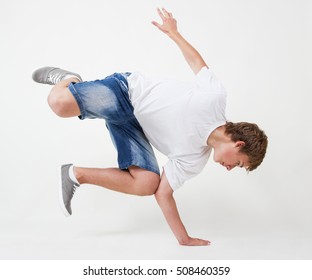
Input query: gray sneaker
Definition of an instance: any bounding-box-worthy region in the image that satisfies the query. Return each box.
[32,66,82,85]
[60,164,80,217]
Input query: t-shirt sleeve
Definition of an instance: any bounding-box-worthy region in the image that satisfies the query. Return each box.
[163,155,209,191]
[195,66,227,95]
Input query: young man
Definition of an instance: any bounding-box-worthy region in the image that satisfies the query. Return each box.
[32,8,267,246]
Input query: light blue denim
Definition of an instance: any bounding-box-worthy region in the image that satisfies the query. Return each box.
[68,73,160,175]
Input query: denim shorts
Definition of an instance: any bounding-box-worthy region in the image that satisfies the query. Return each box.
[68,73,160,175]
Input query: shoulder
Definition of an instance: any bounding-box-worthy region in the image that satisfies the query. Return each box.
[195,67,227,95]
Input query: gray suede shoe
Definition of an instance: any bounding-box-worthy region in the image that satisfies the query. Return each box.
[60,164,80,217]
[32,66,82,85]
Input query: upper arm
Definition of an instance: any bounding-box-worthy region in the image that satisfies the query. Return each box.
[191,59,208,75]
[154,171,174,201]
[184,47,208,75]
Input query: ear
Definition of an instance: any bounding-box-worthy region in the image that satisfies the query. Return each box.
[235,141,245,148]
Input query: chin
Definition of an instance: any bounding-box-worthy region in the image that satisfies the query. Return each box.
[213,154,219,163]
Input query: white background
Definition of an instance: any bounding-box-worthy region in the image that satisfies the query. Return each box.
[0,0,311,261]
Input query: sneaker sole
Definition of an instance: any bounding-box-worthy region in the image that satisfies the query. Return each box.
[59,165,71,217]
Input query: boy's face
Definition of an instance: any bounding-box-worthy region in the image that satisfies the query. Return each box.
[213,141,249,171]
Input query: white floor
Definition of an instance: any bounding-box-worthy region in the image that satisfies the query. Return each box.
[1,214,311,260]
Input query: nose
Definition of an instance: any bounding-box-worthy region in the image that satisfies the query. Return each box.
[226,165,234,171]
[220,162,235,171]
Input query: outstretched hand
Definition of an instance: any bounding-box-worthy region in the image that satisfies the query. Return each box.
[152,8,178,37]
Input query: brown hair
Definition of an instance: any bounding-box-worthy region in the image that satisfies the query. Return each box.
[224,122,268,171]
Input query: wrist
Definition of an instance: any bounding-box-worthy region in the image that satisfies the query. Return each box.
[168,30,181,40]
[177,235,190,245]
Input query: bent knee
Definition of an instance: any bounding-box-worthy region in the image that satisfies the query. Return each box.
[47,88,80,117]
[47,94,67,117]
[134,172,160,196]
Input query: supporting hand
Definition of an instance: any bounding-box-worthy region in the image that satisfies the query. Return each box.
[155,171,211,246]
[180,236,211,246]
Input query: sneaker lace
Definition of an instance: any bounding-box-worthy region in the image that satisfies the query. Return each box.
[72,183,80,196]
[47,72,66,85]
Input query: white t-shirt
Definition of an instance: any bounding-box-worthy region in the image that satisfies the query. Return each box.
[127,67,227,190]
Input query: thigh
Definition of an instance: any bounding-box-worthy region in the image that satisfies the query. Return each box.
[128,166,160,195]
[68,73,133,121]
[106,118,160,176]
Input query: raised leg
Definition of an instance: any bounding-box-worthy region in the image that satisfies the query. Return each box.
[74,166,161,196]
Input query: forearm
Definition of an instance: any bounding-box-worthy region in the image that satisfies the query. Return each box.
[154,172,210,246]
[169,31,207,74]
[155,191,189,245]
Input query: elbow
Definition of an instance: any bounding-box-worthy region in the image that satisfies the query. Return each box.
[154,171,174,203]
[154,188,172,205]
[154,190,164,204]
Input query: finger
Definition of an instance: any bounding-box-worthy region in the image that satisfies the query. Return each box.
[197,238,211,246]
[204,240,211,246]
[163,10,173,19]
[151,21,161,28]
[162,8,171,18]
[157,7,166,21]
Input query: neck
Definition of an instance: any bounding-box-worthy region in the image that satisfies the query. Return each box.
[207,125,230,148]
